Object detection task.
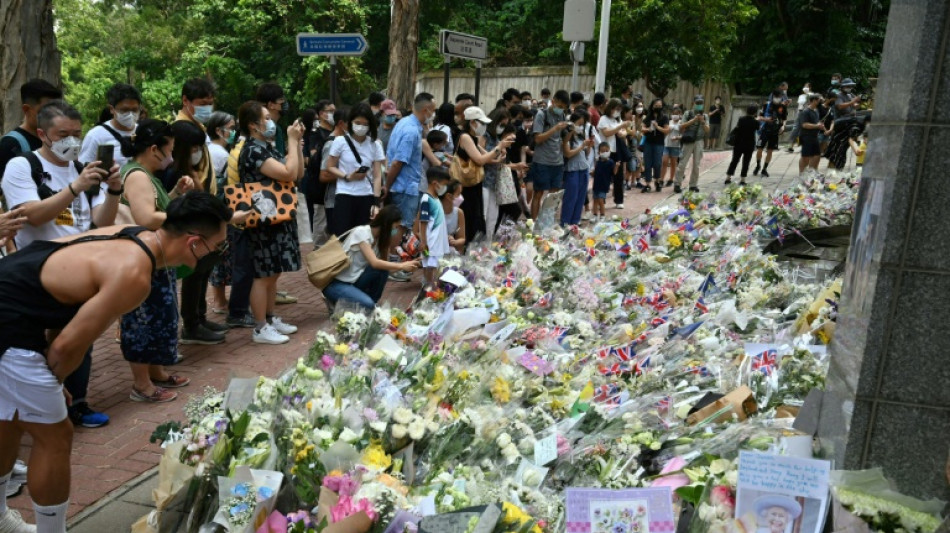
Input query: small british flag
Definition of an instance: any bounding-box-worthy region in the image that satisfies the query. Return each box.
[633,354,652,376]
[751,349,778,375]
[637,236,650,252]
[618,243,632,258]
[503,272,516,288]
[536,292,553,308]
[614,344,634,361]
[698,273,717,295]
[695,297,709,314]
[650,316,668,327]
[686,365,711,377]
[599,362,621,376]
[596,346,613,359]
[586,247,597,260]
[551,326,570,345]
[594,383,620,403]
[622,294,637,307]
[655,396,672,411]
[620,218,630,229]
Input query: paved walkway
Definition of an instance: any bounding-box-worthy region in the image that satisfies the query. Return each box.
[6,146,855,530]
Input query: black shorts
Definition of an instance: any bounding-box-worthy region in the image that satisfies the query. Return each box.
[756,132,779,150]
[800,138,821,157]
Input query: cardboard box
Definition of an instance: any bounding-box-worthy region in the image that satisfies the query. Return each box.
[686,386,757,426]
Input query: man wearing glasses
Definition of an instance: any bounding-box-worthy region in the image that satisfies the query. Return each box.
[0,192,231,533]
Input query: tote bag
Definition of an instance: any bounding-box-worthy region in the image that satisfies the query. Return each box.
[305,228,356,289]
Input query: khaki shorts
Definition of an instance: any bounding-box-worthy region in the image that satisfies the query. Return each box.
[0,348,67,424]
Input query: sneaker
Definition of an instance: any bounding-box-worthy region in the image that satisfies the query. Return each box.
[614,204,624,209]
[3,479,22,499]
[201,319,230,332]
[724,177,732,185]
[275,291,297,304]
[673,185,683,193]
[180,324,226,345]
[752,165,760,176]
[689,187,700,192]
[12,460,26,477]
[0,509,35,532]
[581,212,592,221]
[270,317,298,335]
[761,169,770,177]
[68,403,110,428]
[130,386,177,403]
[389,271,412,282]
[226,314,256,328]
[171,352,185,365]
[665,180,673,187]
[253,324,290,345]
[786,147,795,153]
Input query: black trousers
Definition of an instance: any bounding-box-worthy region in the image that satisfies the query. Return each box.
[227,226,253,319]
[332,194,375,236]
[610,151,624,205]
[726,145,755,177]
[181,252,221,330]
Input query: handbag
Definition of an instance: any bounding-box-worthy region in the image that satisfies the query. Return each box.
[496,165,519,205]
[223,180,298,228]
[305,227,356,289]
[448,139,485,187]
[725,127,737,147]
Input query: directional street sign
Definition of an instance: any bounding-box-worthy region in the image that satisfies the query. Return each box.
[296,33,368,56]
[439,30,488,61]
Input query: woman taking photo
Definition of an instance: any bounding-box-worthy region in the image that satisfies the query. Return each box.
[596,98,629,208]
[561,111,594,226]
[236,100,305,345]
[323,204,421,311]
[456,106,510,243]
[119,119,195,402]
[326,103,385,236]
[640,98,670,193]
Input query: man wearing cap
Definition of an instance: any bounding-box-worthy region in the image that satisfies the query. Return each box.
[378,99,400,153]
[529,89,571,219]
[834,78,861,121]
[732,494,802,533]
[674,95,709,193]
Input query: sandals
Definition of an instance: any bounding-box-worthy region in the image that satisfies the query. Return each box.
[130,386,178,403]
[150,375,191,388]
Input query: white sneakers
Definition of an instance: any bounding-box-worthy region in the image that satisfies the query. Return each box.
[253,324,289,345]
[271,317,297,335]
[0,510,36,533]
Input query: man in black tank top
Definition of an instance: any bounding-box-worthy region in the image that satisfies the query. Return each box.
[0,192,230,533]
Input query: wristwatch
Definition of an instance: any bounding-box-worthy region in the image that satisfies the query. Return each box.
[107,187,124,196]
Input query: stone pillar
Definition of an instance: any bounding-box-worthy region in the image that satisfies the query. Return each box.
[817,0,950,502]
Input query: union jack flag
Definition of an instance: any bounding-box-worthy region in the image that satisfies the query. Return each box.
[655,396,672,411]
[596,346,613,359]
[503,272,516,288]
[594,383,621,403]
[614,344,634,361]
[618,243,632,258]
[637,236,650,252]
[620,218,630,229]
[551,326,570,344]
[633,354,652,376]
[650,316,668,327]
[586,247,597,260]
[695,297,709,314]
[751,349,778,375]
[766,216,785,243]
[598,362,622,376]
[622,294,637,307]
[686,365,711,377]
[698,273,717,296]
[536,292,553,308]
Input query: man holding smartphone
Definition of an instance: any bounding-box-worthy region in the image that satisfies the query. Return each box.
[1,100,120,431]
[78,83,142,170]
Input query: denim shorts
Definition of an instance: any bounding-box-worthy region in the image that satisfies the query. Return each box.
[664,146,681,158]
[593,190,608,199]
[530,163,564,191]
[391,192,419,228]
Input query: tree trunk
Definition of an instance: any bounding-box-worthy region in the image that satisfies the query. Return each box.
[386,0,419,109]
[0,0,62,131]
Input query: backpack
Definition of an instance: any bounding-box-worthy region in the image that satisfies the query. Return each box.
[226,139,245,187]
[2,130,31,154]
[22,152,97,211]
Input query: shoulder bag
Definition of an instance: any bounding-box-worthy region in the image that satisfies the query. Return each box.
[448,136,485,187]
[223,141,298,228]
[305,227,357,289]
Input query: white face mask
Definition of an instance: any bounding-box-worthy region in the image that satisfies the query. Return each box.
[436,184,448,196]
[49,135,82,162]
[453,194,464,208]
[323,112,334,123]
[190,150,203,166]
[671,115,681,122]
[115,111,139,129]
[598,152,610,160]
[496,125,506,135]
[611,111,621,119]
[635,106,644,113]
[352,124,369,137]
[474,122,487,137]
[156,148,173,170]
[802,87,809,94]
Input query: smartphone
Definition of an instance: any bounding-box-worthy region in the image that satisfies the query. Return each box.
[96,145,114,173]
[357,165,370,174]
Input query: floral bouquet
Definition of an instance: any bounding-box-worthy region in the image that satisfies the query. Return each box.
[214,467,284,533]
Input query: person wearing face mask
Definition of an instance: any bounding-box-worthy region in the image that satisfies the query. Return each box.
[785,84,811,153]
[302,99,336,246]
[0,79,62,182]
[321,204,420,312]
[481,107,512,235]
[256,82,291,157]
[236,101,305,345]
[597,98,630,208]
[827,73,843,97]
[639,99,670,193]
[529,89,571,219]
[439,179,466,254]
[328,103,386,238]
[79,83,142,171]
[377,99,400,152]
[1,99,121,432]
[753,90,788,177]
[176,78,217,197]
[418,167,453,287]
[561,111,594,226]
[674,96,710,193]
[457,106,509,240]
[663,107,683,189]
[706,96,726,150]
[205,112,237,315]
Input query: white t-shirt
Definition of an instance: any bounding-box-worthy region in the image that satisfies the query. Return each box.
[328,135,385,197]
[665,122,682,148]
[1,151,107,248]
[209,143,229,176]
[78,123,132,169]
[337,225,375,283]
[597,115,622,152]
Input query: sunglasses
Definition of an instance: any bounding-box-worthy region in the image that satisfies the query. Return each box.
[188,232,229,254]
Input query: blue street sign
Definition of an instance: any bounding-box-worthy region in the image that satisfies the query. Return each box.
[296,33,368,56]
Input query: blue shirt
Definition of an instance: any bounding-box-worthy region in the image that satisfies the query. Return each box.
[592,158,616,193]
[386,114,424,195]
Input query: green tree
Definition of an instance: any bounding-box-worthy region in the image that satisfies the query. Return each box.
[605,0,759,99]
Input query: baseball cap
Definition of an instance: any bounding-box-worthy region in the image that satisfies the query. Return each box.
[380,99,399,116]
[463,106,492,124]
[840,78,856,87]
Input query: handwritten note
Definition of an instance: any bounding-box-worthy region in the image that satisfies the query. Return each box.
[737,451,830,499]
[534,429,558,466]
[439,269,469,288]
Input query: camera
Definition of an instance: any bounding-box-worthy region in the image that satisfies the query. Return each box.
[565,123,575,132]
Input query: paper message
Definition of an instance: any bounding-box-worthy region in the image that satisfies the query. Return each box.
[439,269,469,288]
[566,487,674,533]
[488,323,517,346]
[737,451,829,499]
[534,430,558,466]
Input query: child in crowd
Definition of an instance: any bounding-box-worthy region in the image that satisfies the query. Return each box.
[419,129,449,195]
[663,110,682,186]
[419,167,452,286]
[592,142,618,221]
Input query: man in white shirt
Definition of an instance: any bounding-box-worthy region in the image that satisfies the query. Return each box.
[1,99,121,431]
[78,83,142,170]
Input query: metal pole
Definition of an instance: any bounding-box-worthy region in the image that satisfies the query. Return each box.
[595,0,611,94]
[443,55,451,104]
[329,55,338,105]
[474,61,482,106]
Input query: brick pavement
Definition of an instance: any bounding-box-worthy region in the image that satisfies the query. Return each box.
[9,146,832,526]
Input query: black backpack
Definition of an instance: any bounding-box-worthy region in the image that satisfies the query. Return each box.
[23,152,96,207]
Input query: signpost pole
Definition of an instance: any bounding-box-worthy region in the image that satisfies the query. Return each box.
[595,0,611,93]
[443,55,451,105]
[474,61,482,106]
[329,55,338,105]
